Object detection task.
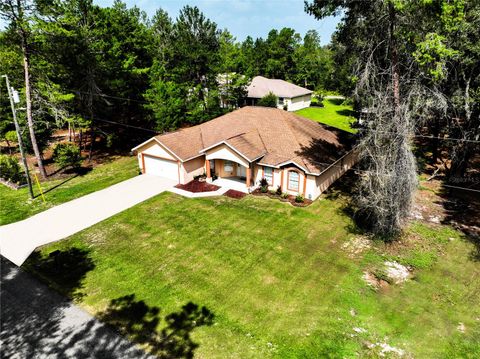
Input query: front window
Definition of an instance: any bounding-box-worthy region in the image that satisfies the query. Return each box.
[278,97,284,105]
[224,160,234,172]
[264,166,273,185]
[288,171,299,191]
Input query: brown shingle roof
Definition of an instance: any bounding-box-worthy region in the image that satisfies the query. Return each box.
[153,106,353,175]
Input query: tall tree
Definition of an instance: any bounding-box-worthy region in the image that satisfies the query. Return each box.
[305,0,463,236]
[146,6,222,130]
[0,0,47,177]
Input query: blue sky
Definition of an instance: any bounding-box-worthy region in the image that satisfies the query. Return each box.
[0,1,340,45]
[97,0,340,45]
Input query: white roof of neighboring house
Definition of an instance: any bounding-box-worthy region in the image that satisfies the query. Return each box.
[247,76,313,99]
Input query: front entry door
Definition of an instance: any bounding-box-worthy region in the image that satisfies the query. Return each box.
[237,165,246,178]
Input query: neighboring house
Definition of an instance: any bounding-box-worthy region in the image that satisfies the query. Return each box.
[246,76,313,111]
[132,106,356,201]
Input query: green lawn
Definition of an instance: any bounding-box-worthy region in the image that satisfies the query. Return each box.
[295,98,357,133]
[24,190,480,357]
[0,156,138,225]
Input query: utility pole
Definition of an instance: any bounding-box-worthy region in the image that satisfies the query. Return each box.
[2,74,34,199]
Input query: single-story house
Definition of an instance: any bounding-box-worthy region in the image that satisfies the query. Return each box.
[132,106,356,201]
[246,76,313,111]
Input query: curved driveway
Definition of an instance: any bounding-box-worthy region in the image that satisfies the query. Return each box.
[0,175,175,266]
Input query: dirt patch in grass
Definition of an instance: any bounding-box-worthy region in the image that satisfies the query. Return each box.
[223,189,247,199]
[175,180,220,193]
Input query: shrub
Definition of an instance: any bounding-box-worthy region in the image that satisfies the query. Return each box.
[261,185,268,193]
[259,178,269,187]
[53,142,82,169]
[257,92,278,108]
[295,194,304,203]
[269,189,277,195]
[5,130,18,144]
[106,133,119,149]
[276,186,282,195]
[311,97,324,107]
[0,154,24,184]
[281,192,289,199]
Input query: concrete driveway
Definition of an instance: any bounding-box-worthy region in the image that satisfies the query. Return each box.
[0,257,155,359]
[0,175,175,266]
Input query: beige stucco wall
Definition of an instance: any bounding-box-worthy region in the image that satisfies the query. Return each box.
[180,156,205,184]
[205,143,249,168]
[254,150,357,200]
[315,150,358,195]
[278,94,311,111]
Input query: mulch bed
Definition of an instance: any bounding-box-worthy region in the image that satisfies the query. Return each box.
[251,188,313,207]
[175,179,220,193]
[223,189,247,199]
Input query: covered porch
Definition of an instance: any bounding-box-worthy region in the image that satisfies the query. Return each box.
[204,143,255,191]
[212,176,250,193]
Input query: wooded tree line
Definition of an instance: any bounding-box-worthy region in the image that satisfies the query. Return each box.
[307,0,479,236]
[0,0,336,178]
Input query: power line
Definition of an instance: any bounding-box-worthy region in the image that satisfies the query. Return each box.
[441,184,480,193]
[358,129,480,144]
[414,134,480,144]
[91,117,158,133]
[67,89,150,104]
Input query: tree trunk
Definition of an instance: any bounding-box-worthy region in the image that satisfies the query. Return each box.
[79,129,83,151]
[88,127,94,161]
[21,32,47,179]
[389,3,400,112]
[6,139,12,154]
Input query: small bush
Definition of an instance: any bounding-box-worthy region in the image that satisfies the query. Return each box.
[259,178,269,187]
[257,92,278,108]
[276,186,282,195]
[269,189,277,195]
[281,192,289,199]
[261,185,268,193]
[0,154,24,184]
[311,97,324,107]
[295,194,304,203]
[53,142,82,169]
[5,130,18,144]
[106,133,119,149]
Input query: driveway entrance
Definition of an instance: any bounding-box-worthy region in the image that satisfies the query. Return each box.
[0,175,175,266]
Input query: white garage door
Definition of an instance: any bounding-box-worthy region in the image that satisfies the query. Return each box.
[143,155,178,181]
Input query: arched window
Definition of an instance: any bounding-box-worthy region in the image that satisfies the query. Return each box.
[263,166,273,185]
[288,170,300,191]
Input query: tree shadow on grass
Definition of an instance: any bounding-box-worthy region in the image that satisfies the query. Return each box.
[325,98,344,106]
[3,254,214,358]
[98,294,215,359]
[336,109,356,118]
[36,166,93,198]
[23,248,95,299]
[1,256,154,358]
[437,186,480,261]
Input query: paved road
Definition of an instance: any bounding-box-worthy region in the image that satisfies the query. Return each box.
[0,175,175,266]
[0,257,154,359]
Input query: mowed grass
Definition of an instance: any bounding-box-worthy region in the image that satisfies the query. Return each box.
[25,191,480,358]
[295,98,357,133]
[0,156,138,225]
